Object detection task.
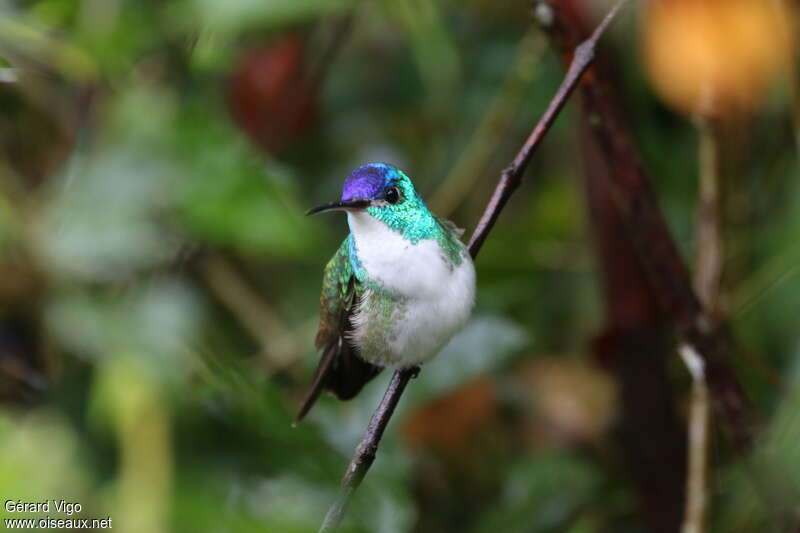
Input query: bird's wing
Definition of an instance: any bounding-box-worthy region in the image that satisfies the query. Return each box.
[295,236,381,423]
[314,236,358,350]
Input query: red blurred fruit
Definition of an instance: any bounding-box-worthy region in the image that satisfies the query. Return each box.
[228,36,318,153]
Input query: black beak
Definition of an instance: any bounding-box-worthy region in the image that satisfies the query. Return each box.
[306,199,371,215]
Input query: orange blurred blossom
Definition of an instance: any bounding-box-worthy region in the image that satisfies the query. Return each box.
[642,0,794,116]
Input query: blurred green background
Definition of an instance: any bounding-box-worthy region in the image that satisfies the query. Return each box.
[0,0,798,532]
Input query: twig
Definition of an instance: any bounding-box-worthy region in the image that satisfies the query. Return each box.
[695,119,724,316]
[318,367,418,533]
[680,344,710,533]
[681,117,721,533]
[467,0,628,258]
[317,2,630,530]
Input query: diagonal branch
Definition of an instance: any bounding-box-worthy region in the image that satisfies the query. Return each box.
[467,0,628,257]
[318,367,417,531]
[317,1,630,530]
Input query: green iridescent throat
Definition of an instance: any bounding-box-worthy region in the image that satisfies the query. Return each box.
[364,174,464,265]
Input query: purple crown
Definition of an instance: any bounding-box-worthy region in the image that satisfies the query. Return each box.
[341,163,398,201]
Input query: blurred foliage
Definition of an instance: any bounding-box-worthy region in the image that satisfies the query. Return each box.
[0,0,798,532]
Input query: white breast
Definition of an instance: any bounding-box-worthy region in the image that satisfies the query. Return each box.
[346,211,476,367]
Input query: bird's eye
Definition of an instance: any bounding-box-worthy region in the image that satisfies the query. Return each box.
[385,186,401,205]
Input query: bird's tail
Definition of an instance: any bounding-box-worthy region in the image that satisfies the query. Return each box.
[294,337,382,425]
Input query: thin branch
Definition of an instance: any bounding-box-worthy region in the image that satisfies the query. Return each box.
[681,117,721,533]
[468,0,628,257]
[695,118,724,316]
[318,367,418,533]
[681,344,710,533]
[317,2,630,530]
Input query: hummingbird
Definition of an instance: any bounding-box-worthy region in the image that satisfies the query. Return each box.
[296,162,476,422]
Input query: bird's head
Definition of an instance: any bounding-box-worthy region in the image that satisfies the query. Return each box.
[308,163,432,235]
